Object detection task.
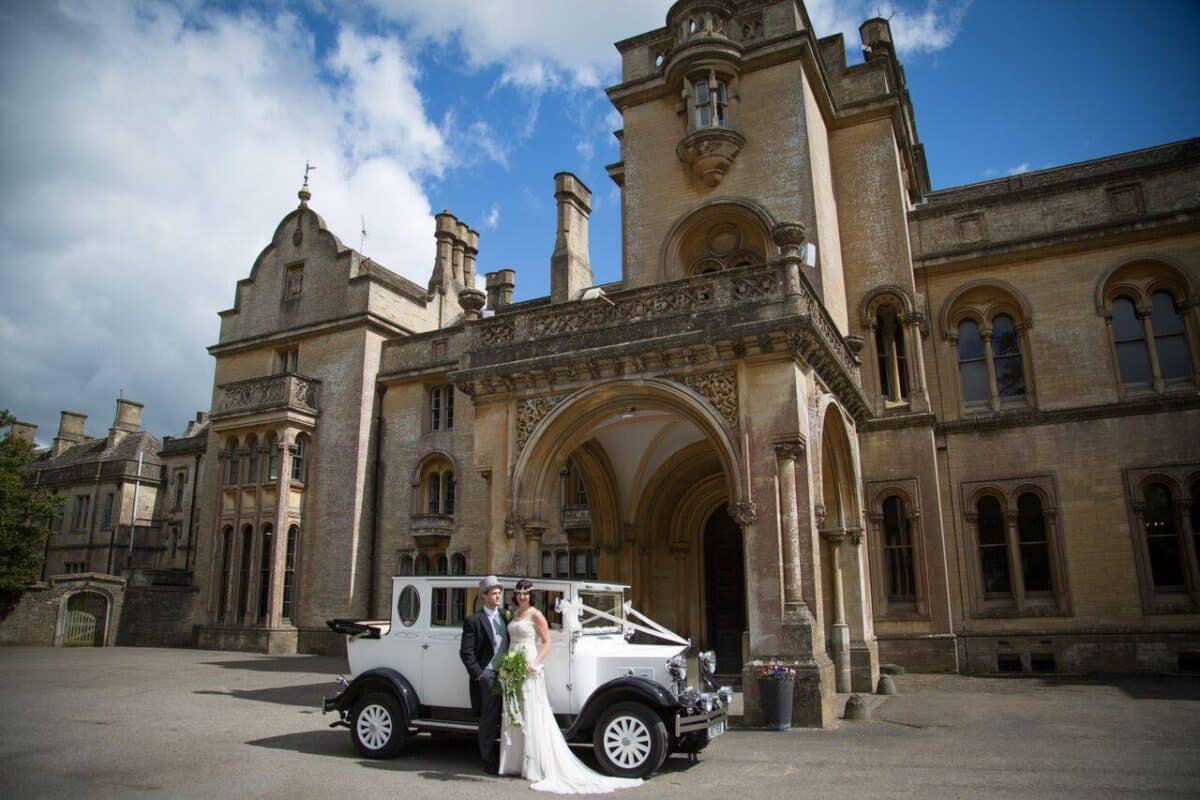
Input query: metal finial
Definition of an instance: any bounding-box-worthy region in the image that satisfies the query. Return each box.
[303,161,317,188]
[299,161,316,207]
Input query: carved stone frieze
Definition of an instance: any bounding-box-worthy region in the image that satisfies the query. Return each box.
[516,394,567,451]
[213,374,319,420]
[681,370,738,429]
[733,500,757,526]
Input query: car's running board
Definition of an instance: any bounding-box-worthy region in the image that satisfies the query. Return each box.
[411,719,477,732]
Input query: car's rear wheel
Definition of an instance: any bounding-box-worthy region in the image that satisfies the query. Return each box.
[592,701,668,778]
[350,691,407,758]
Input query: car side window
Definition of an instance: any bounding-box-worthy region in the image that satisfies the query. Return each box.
[397,585,420,626]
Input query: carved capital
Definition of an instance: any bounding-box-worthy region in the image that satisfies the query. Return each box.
[844,334,865,356]
[458,287,486,320]
[813,503,827,526]
[845,526,864,546]
[732,500,757,526]
[821,527,847,545]
[774,439,806,461]
[504,517,523,539]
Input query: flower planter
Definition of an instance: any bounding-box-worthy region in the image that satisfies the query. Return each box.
[759,677,794,731]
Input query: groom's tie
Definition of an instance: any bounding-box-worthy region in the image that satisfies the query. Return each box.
[487,612,503,670]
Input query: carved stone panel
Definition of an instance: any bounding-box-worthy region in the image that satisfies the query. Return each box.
[681,370,738,429]
[516,394,566,452]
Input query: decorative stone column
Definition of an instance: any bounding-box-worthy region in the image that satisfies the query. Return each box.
[1004,509,1028,614]
[266,434,293,630]
[1138,306,1165,393]
[771,221,807,311]
[774,439,808,615]
[822,527,852,693]
[524,522,546,578]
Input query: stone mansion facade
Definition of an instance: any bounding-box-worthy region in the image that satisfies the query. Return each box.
[53,1,1193,725]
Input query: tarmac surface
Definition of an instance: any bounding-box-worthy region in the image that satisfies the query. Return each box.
[1,646,1198,799]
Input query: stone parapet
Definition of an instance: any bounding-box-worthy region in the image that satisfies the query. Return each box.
[211,374,320,422]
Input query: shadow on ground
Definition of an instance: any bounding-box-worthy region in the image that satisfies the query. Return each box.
[199,656,345,674]
[195,682,332,708]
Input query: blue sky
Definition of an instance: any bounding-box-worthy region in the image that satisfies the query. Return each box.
[0,0,1197,441]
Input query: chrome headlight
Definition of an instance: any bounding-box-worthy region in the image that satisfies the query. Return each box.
[698,650,716,675]
[718,686,733,707]
[666,654,687,685]
[700,695,715,713]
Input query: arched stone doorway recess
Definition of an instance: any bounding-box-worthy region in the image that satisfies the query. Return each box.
[817,402,878,693]
[62,591,110,647]
[510,379,748,655]
[702,505,746,676]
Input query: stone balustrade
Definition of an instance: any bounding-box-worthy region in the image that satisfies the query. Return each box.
[211,374,320,421]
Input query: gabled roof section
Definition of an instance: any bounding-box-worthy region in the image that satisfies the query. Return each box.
[33,430,163,471]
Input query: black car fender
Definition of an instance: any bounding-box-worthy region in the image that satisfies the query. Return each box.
[328,667,421,721]
[565,676,680,740]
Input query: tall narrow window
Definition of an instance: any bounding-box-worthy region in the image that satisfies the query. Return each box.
[267,434,280,481]
[977,496,1011,595]
[450,554,466,575]
[882,496,916,601]
[714,80,728,126]
[398,554,413,575]
[258,525,273,624]
[541,551,553,578]
[436,554,449,575]
[415,554,430,575]
[1143,482,1184,590]
[1111,296,1151,385]
[237,525,253,621]
[430,387,442,431]
[291,436,307,482]
[875,311,909,402]
[1016,493,1052,593]
[555,551,569,577]
[957,319,989,404]
[1151,291,1192,381]
[1191,479,1200,569]
[281,525,299,623]
[444,471,455,515]
[227,440,240,486]
[991,315,1026,398]
[445,386,454,430]
[102,493,114,529]
[694,80,710,127]
[427,473,441,514]
[173,473,186,511]
[245,435,259,486]
[217,527,233,620]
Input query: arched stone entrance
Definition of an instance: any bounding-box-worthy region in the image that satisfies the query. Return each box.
[508,378,748,660]
[703,505,746,675]
[62,591,109,647]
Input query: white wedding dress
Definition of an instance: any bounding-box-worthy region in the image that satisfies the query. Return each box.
[499,616,643,794]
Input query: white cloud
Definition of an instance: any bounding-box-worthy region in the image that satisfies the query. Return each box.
[806,1,971,56]
[483,203,502,231]
[1007,162,1032,175]
[0,1,443,438]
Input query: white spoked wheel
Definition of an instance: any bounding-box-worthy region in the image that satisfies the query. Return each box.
[350,691,407,758]
[356,703,393,751]
[593,701,668,778]
[604,715,652,769]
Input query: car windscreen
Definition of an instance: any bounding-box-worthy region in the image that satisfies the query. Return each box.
[578,590,624,631]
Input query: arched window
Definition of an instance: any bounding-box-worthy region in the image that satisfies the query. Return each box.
[237,525,253,621]
[436,554,449,576]
[450,553,466,575]
[1144,482,1184,590]
[875,311,909,402]
[291,435,308,483]
[991,315,1025,398]
[282,525,299,623]
[245,435,259,485]
[1111,296,1151,384]
[257,525,273,623]
[444,471,455,515]
[976,496,1010,596]
[217,526,233,621]
[173,471,186,511]
[266,433,280,482]
[430,386,442,431]
[1016,493,1051,593]
[427,473,441,514]
[450,553,467,623]
[882,496,915,601]
[398,554,413,576]
[226,439,240,486]
[415,553,430,575]
[957,320,989,405]
[1151,290,1192,381]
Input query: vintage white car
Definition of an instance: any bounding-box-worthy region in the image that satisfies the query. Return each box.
[322,576,731,777]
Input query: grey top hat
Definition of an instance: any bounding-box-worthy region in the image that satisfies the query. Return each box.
[478,575,502,592]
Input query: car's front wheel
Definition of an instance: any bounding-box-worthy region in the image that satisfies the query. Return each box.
[350,691,407,758]
[593,701,668,778]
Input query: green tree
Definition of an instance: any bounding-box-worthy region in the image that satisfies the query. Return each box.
[0,410,55,614]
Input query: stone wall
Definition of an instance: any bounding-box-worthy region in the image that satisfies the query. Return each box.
[117,584,199,648]
[0,574,126,647]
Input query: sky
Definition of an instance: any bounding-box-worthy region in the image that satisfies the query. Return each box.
[1,0,1198,444]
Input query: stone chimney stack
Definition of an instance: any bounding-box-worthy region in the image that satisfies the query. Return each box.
[429,210,459,294]
[486,269,516,310]
[184,410,209,437]
[859,17,894,61]
[453,220,469,285]
[463,228,480,291]
[550,172,592,303]
[52,410,88,456]
[6,420,37,446]
[108,398,144,448]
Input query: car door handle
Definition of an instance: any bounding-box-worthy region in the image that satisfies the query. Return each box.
[422,643,430,650]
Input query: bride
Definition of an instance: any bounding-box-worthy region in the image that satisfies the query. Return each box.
[498,579,643,794]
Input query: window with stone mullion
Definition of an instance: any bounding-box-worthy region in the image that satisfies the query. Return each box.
[882,496,916,601]
[1111,296,1152,384]
[976,496,1011,596]
[957,319,990,405]
[990,315,1025,398]
[1016,493,1052,593]
[1144,482,1186,590]
[1151,291,1193,382]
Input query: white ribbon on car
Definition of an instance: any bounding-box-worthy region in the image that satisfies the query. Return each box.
[565,598,689,646]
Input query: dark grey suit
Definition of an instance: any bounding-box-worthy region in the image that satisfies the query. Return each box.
[460,607,509,772]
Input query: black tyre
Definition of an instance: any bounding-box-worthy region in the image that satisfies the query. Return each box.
[592,701,669,778]
[350,691,408,758]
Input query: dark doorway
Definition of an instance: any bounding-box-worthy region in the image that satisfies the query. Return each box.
[704,506,746,675]
[63,591,108,647]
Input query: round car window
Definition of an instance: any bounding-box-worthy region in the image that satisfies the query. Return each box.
[397,585,420,626]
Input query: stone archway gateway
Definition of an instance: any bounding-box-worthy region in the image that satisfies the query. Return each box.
[62,591,109,647]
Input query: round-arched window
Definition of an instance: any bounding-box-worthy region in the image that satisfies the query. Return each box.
[397,585,420,626]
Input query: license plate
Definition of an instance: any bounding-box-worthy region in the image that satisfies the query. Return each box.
[707,720,725,739]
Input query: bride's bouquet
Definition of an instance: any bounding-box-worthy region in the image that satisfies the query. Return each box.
[493,650,529,727]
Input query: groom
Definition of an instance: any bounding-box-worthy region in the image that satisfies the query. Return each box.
[460,575,509,774]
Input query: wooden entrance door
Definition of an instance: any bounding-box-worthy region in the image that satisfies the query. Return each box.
[704,507,746,675]
[63,591,108,647]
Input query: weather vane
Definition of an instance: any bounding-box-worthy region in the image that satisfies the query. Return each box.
[303,160,317,188]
